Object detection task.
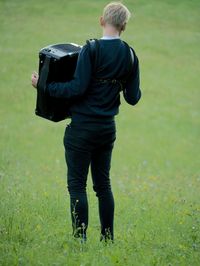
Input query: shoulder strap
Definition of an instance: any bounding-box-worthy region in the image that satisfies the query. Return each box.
[37,55,51,93]
[86,39,99,71]
[121,41,134,82]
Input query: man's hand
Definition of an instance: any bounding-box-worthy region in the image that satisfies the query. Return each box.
[31,71,39,88]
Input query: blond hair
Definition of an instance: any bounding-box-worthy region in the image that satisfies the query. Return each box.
[102,2,131,30]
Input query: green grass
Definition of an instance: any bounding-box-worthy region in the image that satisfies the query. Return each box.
[0,0,200,265]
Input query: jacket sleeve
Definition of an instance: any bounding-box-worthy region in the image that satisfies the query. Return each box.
[123,49,142,105]
[46,45,91,99]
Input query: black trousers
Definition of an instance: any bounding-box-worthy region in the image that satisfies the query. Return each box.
[63,119,116,240]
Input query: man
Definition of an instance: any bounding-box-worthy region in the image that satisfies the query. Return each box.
[32,2,141,242]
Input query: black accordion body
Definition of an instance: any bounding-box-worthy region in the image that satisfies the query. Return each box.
[35,43,82,122]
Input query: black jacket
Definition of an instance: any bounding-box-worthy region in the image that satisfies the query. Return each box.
[47,39,141,120]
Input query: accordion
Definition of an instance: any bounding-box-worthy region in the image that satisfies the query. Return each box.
[35,43,82,122]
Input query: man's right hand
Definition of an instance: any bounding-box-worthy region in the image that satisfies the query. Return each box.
[31,71,39,89]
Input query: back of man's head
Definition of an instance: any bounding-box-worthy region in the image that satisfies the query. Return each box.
[102,2,131,31]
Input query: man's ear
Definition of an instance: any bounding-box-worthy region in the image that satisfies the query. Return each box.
[100,16,104,27]
[121,23,127,32]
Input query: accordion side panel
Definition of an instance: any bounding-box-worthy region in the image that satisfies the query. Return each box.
[35,43,81,122]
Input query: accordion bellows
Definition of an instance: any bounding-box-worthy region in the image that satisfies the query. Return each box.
[35,43,82,122]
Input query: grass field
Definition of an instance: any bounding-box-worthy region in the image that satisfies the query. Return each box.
[0,0,200,265]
